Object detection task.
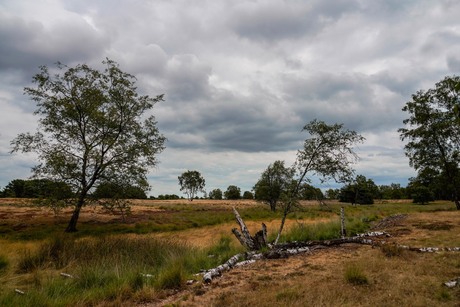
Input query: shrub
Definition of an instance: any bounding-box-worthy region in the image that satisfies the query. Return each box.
[344,264,368,285]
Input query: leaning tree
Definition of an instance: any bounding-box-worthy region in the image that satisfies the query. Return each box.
[274,119,364,244]
[399,75,460,210]
[11,59,166,232]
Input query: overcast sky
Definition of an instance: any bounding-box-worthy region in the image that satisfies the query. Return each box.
[1,0,459,197]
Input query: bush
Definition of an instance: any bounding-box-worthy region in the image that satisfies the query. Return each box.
[344,264,368,285]
[411,186,434,205]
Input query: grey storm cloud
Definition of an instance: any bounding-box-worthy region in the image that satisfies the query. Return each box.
[1,0,459,195]
[0,11,107,72]
[230,0,358,42]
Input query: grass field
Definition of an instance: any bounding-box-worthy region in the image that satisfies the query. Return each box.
[0,198,459,306]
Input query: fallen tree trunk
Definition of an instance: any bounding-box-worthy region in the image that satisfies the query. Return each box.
[444,277,460,288]
[204,209,460,284]
[203,253,244,283]
[202,232,460,283]
[202,232,389,283]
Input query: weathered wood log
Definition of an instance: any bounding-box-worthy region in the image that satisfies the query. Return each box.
[205,209,460,283]
[60,272,74,278]
[231,207,267,250]
[340,207,346,238]
[203,253,244,283]
[203,230,460,283]
[253,223,267,249]
[400,246,460,253]
[444,277,460,288]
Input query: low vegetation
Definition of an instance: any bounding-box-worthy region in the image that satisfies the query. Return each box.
[0,199,459,306]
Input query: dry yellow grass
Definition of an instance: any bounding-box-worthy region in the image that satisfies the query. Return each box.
[1,199,459,306]
[156,210,460,307]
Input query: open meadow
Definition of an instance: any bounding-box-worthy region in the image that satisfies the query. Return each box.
[0,198,459,306]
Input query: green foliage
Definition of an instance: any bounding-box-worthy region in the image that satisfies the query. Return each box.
[298,183,324,200]
[209,188,223,200]
[11,59,166,231]
[253,160,295,211]
[2,179,73,199]
[275,119,364,244]
[339,175,378,204]
[206,236,241,264]
[93,182,147,199]
[325,188,340,199]
[410,185,434,205]
[399,75,460,210]
[224,185,241,199]
[378,183,408,199]
[178,170,206,201]
[242,191,254,199]
[156,194,181,200]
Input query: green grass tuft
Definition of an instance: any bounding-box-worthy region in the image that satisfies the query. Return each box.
[344,264,369,285]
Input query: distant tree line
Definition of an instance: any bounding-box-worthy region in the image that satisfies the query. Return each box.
[1,179,73,199]
[0,174,442,206]
[1,179,147,200]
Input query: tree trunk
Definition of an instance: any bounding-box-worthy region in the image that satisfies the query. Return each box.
[65,196,85,232]
[274,201,290,245]
[340,207,347,238]
[455,199,460,210]
[231,207,267,250]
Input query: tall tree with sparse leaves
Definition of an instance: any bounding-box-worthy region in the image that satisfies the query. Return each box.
[11,59,166,232]
[178,170,206,201]
[275,119,364,244]
[399,75,460,210]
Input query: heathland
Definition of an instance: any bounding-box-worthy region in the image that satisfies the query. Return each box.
[0,198,459,306]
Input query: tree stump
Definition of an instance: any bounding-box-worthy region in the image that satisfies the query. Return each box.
[231,207,268,251]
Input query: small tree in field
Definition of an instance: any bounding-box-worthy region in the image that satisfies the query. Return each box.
[209,188,223,200]
[178,170,205,201]
[224,185,241,199]
[242,191,254,199]
[253,160,294,211]
[11,59,166,232]
[274,119,364,244]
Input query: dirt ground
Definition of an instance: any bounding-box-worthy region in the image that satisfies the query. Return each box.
[152,210,460,307]
[0,198,264,224]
